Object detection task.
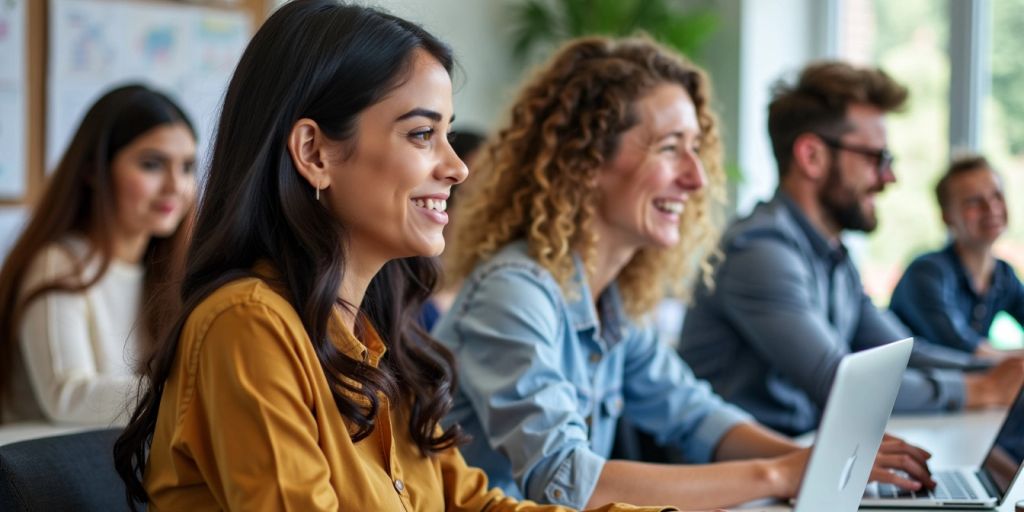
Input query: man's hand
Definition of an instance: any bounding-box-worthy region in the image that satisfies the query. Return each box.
[974,341,1024,362]
[966,357,1024,408]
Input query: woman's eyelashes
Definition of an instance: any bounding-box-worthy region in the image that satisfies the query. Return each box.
[656,140,701,157]
[137,153,196,175]
[139,157,165,172]
[409,127,435,143]
[408,127,457,147]
[658,143,678,154]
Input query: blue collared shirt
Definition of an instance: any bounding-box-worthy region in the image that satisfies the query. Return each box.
[679,191,968,436]
[433,240,750,509]
[891,243,1024,353]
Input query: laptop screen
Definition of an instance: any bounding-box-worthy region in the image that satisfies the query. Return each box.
[980,384,1024,498]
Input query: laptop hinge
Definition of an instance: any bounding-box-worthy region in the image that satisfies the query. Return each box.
[975,469,1002,502]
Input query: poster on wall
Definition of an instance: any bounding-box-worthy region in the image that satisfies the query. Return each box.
[47,0,251,173]
[0,0,27,199]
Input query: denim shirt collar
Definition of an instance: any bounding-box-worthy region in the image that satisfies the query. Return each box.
[566,253,628,349]
[776,190,849,267]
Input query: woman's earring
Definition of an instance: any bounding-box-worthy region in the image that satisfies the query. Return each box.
[316,178,321,201]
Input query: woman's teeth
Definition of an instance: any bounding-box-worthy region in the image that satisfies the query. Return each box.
[412,198,448,212]
[653,199,683,214]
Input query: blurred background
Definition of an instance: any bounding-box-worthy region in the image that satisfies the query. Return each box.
[1,0,1020,345]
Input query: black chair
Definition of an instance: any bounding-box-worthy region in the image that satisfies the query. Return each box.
[0,428,140,511]
[610,416,686,464]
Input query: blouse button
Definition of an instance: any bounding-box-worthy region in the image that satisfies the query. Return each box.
[394,479,405,493]
[553,488,564,499]
[589,353,601,364]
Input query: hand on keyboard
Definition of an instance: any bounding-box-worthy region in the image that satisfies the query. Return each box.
[870,470,976,500]
[869,433,937,491]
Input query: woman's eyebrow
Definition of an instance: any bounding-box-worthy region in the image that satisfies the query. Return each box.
[395,108,456,124]
[396,107,442,122]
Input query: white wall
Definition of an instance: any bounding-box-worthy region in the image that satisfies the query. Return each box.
[268,0,520,131]
[267,1,838,207]
[700,0,837,216]
[365,1,521,132]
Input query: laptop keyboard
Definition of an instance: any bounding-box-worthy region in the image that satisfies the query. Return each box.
[868,470,977,501]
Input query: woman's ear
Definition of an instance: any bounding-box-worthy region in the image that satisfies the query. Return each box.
[287,118,332,194]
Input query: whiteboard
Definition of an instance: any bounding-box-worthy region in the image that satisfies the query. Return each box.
[47,0,251,174]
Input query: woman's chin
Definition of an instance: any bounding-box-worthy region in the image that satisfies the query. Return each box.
[647,233,680,250]
[407,239,446,259]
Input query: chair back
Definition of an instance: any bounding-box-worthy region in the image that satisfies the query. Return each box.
[0,428,140,511]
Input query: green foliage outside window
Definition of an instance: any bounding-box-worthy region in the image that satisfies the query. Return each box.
[508,0,717,64]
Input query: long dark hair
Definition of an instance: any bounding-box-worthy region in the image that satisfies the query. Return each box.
[114,1,465,506]
[0,84,195,419]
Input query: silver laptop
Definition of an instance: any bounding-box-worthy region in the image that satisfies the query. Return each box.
[861,377,1024,509]
[793,338,914,512]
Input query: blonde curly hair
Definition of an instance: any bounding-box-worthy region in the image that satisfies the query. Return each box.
[447,36,726,317]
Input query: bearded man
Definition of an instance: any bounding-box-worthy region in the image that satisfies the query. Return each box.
[677,61,1024,436]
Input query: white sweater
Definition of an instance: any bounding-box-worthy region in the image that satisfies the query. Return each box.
[3,238,144,425]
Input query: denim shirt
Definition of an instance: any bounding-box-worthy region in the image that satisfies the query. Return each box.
[433,240,750,509]
[679,191,967,436]
[891,243,1024,353]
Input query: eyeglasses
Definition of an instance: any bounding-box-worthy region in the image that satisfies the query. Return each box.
[817,135,894,177]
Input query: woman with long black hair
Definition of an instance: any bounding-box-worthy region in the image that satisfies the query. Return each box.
[113,2,679,511]
[0,84,196,425]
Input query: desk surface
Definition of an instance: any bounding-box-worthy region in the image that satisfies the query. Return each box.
[737,409,1022,511]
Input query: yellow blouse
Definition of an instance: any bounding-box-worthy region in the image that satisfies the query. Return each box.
[144,274,672,511]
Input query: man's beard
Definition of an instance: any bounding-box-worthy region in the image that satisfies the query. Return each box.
[818,158,880,233]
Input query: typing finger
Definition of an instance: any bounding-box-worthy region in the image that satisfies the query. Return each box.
[870,466,923,491]
[875,454,935,489]
[881,434,933,463]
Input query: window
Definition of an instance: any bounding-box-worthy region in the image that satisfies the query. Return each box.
[983,0,1024,347]
[838,0,950,300]
[984,0,1024,272]
[838,0,1023,348]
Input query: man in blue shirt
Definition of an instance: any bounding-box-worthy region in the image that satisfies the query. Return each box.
[679,61,1024,436]
[891,155,1024,359]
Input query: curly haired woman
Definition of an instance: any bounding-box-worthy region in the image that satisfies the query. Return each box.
[433,36,934,510]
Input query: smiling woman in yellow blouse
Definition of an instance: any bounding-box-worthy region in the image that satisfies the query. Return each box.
[111,2,685,511]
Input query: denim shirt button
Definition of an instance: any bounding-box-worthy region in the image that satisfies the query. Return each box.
[589,352,601,364]
[553,488,564,499]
